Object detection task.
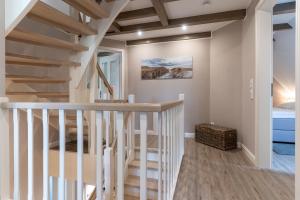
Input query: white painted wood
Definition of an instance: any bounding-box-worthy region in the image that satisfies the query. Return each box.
[179,94,185,157]
[43,109,49,200]
[128,94,135,162]
[69,0,130,101]
[140,112,148,200]
[116,112,124,200]
[162,111,167,200]
[255,7,274,169]
[157,112,162,200]
[13,109,20,200]
[58,110,65,200]
[77,110,84,200]
[0,1,5,97]
[167,110,170,200]
[104,148,114,200]
[96,111,103,200]
[27,109,34,200]
[295,0,300,198]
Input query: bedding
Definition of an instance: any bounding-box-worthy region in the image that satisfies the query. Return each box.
[272,108,295,143]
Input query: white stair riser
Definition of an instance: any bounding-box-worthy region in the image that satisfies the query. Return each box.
[128,167,158,180]
[135,151,159,162]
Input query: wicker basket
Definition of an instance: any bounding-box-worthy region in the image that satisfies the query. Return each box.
[195,124,237,151]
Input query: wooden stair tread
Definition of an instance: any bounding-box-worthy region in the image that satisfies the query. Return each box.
[125,175,158,191]
[66,123,88,129]
[6,29,88,52]
[28,1,97,35]
[6,91,69,98]
[7,76,68,84]
[125,195,155,200]
[135,147,159,153]
[63,0,108,19]
[129,160,159,170]
[6,53,80,67]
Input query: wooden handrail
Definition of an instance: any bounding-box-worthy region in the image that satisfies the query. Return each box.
[96,63,113,96]
[95,99,128,103]
[1,100,183,112]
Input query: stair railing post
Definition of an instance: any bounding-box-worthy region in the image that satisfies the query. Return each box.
[178,94,185,157]
[128,94,135,162]
[1,101,9,198]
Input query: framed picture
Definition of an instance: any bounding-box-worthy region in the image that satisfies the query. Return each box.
[141,56,193,80]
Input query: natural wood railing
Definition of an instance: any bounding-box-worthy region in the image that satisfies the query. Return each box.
[1,94,184,200]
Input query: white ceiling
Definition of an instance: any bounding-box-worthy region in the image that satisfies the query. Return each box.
[106,0,251,41]
[106,21,234,41]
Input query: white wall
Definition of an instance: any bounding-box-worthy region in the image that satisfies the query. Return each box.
[240,0,258,155]
[1,0,5,96]
[127,39,211,133]
[210,21,242,139]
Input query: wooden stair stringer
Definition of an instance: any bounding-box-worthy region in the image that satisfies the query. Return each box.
[70,0,129,91]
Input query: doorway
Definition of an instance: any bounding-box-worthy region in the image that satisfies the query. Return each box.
[97,50,122,100]
[272,5,296,173]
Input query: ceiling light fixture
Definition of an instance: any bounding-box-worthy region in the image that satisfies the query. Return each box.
[137,30,143,36]
[203,0,211,6]
[181,24,187,31]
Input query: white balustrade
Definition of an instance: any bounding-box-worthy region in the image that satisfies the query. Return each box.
[2,94,184,200]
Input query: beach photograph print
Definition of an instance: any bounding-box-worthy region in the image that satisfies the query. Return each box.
[141,56,193,80]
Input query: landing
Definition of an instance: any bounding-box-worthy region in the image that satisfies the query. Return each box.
[174,139,294,200]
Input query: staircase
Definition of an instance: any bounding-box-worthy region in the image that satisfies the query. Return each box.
[5,0,129,103]
[125,146,160,200]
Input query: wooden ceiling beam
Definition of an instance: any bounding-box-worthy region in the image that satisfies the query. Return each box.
[110,22,121,33]
[273,23,293,31]
[107,9,246,36]
[273,1,295,15]
[126,32,211,46]
[116,7,157,22]
[151,0,169,26]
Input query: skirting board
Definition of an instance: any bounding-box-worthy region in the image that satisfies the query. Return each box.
[184,132,195,138]
[240,143,256,165]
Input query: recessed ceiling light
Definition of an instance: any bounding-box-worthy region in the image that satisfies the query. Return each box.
[203,0,211,6]
[181,25,187,31]
[137,30,143,36]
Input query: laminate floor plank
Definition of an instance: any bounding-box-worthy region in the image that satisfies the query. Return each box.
[173,139,294,200]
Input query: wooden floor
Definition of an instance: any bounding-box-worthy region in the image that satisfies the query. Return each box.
[272,152,295,174]
[173,139,295,200]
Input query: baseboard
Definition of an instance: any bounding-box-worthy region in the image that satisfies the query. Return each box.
[241,143,256,165]
[184,132,195,138]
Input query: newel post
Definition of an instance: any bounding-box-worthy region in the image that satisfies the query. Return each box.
[128,94,135,155]
[0,0,10,198]
[179,94,185,156]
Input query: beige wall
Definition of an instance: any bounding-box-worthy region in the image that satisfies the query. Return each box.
[127,39,211,133]
[240,0,258,154]
[210,21,242,139]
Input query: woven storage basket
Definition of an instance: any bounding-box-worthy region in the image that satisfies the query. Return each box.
[195,124,237,151]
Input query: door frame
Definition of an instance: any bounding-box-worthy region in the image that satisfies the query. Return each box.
[255,0,276,169]
[98,47,126,99]
[295,0,300,199]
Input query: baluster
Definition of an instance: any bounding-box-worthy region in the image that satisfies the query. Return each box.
[58,110,65,200]
[116,112,124,200]
[170,109,174,189]
[162,111,167,200]
[96,111,104,200]
[43,109,49,200]
[179,94,185,157]
[140,112,148,200]
[167,110,171,200]
[157,112,162,200]
[27,109,34,200]
[77,110,84,200]
[13,109,20,200]
[128,95,135,158]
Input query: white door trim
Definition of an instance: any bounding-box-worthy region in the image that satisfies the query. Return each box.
[295,0,300,198]
[99,47,126,99]
[254,0,276,169]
